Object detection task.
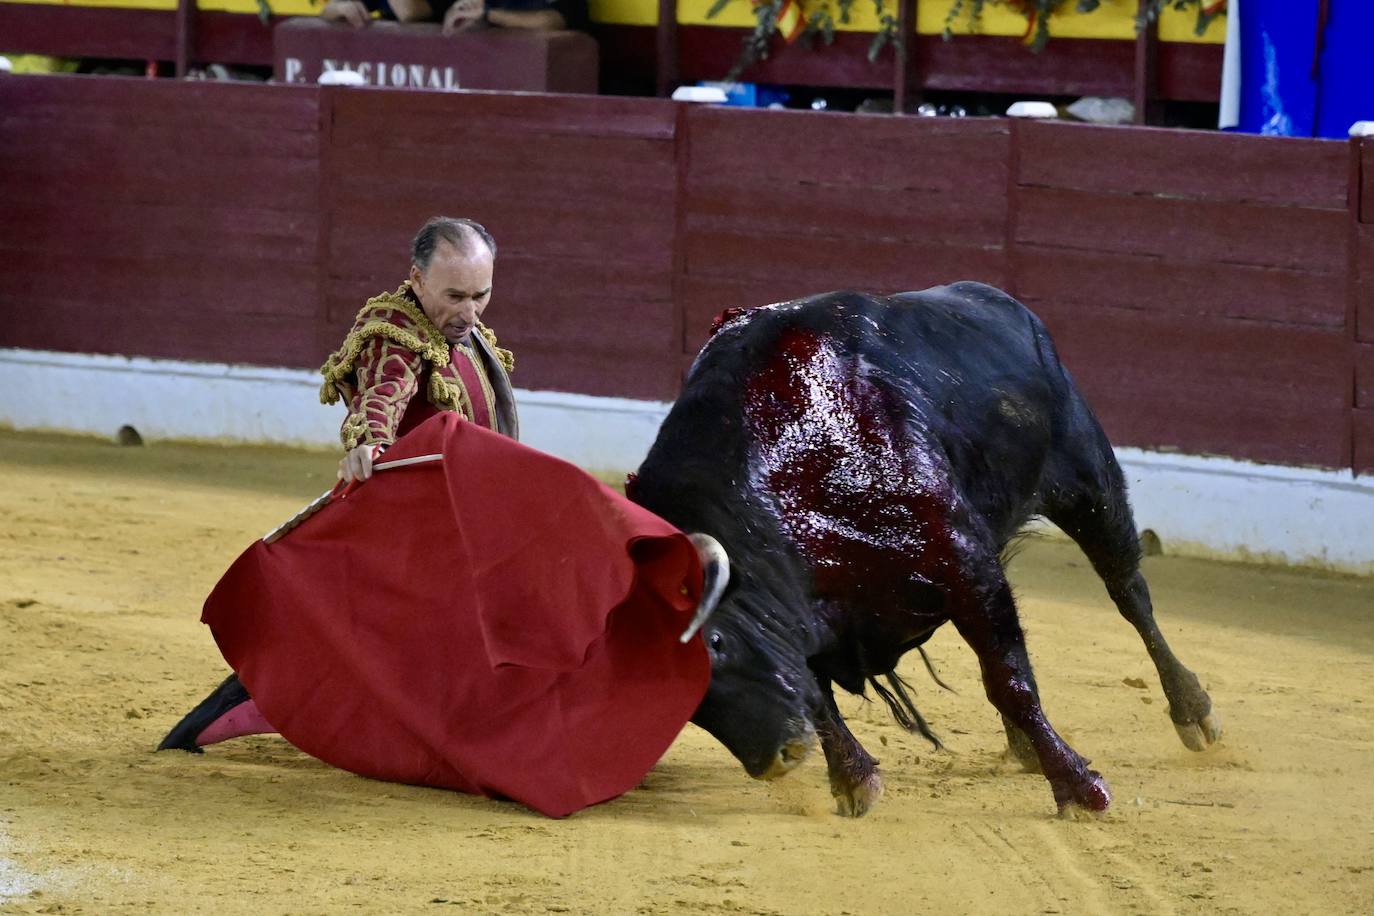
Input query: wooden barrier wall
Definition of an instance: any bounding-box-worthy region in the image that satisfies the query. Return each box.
[322,90,681,399]
[1,75,1370,473]
[0,78,324,368]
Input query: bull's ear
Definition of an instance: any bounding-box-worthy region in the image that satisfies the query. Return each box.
[680,533,730,644]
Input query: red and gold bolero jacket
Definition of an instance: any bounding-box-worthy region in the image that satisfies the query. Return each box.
[318,283,519,450]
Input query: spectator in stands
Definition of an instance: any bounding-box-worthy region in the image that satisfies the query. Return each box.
[321,0,431,26]
[442,0,587,33]
[319,0,587,31]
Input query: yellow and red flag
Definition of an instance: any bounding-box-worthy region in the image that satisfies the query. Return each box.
[752,0,806,44]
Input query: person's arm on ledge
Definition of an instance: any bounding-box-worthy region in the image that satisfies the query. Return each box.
[321,0,433,24]
[486,6,566,28]
[388,0,436,21]
[320,0,372,27]
[442,0,567,33]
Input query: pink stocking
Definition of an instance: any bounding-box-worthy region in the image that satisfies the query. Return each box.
[194,698,277,747]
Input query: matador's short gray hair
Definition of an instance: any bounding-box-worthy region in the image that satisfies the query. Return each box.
[411,217,496,270]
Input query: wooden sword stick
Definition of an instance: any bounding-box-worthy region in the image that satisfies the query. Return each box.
[262,453,444,544]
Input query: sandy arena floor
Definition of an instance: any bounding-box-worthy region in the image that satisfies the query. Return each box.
[1,429,1372,915]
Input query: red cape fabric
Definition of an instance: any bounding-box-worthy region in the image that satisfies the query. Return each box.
[202,414,710,818]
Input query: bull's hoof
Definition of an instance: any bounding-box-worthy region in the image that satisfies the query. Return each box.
[1173,711,1222,752]
[1051,770,1111,816]
[832,769,883,818]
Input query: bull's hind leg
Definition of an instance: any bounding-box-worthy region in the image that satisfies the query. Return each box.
[157,673,275,752]
[948,544,1111,814]
[1041,408,1220,751]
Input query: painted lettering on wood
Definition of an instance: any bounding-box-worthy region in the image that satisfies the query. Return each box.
[272,19,598,94]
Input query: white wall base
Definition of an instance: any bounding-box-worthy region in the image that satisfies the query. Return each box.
[0,348,671,471]
[3,348,1371,575]
[1112,449,1374,575]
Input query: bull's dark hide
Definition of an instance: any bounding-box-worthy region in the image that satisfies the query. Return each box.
[630,282,1221,817]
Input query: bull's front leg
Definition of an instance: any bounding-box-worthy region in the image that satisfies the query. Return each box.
[815,679,883,817]
[949,566,1111,816]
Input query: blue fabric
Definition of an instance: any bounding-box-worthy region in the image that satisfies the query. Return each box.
[1236,0,1374,138]
[1235,0,1318,137]
[1314,1,1374,138]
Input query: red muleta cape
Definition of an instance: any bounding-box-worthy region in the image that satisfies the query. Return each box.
[202,414,710,818]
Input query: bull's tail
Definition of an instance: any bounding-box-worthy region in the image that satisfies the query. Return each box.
[915,644,954,694]
[868,671,943,751]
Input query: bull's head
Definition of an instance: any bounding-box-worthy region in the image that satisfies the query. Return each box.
[683,534,821,780]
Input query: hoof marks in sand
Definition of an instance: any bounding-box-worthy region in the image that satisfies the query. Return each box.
[1057,801,1108,822]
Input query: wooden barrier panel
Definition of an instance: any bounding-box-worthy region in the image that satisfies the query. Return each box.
[1356,411,1374,474]
[1358,344,1374,410]
[1033,304,1351,468]
[322,88,682,400]
[1359,223,1374,343]
[1356,138,1371,460]
[0,76,324,368]
[0,77,1365,473]
[1356,335,1374,472]
[1018,122,1349,209]
[1011,121,1354,467]
[680,108,1011,351]
[1361,141,1374,225]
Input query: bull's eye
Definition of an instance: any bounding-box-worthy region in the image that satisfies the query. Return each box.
[708,632,723,652]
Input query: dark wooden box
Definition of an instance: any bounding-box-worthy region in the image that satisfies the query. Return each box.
[274,18,597,94]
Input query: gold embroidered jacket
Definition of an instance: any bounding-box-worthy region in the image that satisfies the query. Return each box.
[319,284,519,450]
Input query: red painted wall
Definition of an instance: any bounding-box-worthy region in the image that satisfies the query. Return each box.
[679,107,1011,356]
[0,75,1368,472]
[1013,121,1353,469]
[321,89,681,399]
[0,78,325,368]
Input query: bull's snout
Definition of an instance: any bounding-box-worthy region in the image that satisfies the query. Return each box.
[752,726,817,780]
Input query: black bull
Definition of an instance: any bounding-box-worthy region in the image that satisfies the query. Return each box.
[629,283,1221,817]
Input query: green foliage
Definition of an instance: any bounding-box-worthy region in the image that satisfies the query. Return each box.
[1137,0,1225,36]
[797,8,837,50]
[721,0,779,80]
[866,0,902,63]
[704,0,1223,79]
[943,1,1064,52]
[710,0,902,80]
[944,0,1223,52]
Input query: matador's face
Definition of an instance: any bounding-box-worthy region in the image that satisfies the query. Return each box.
[410,240,495,346]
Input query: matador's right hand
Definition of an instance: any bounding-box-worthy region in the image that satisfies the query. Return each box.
[338,444,384,484]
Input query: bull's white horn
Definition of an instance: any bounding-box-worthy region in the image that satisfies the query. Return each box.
[680,533,730,644]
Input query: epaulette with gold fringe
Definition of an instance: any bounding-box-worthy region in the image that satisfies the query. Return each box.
[478,323,515,374]
[319,285,458,406]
